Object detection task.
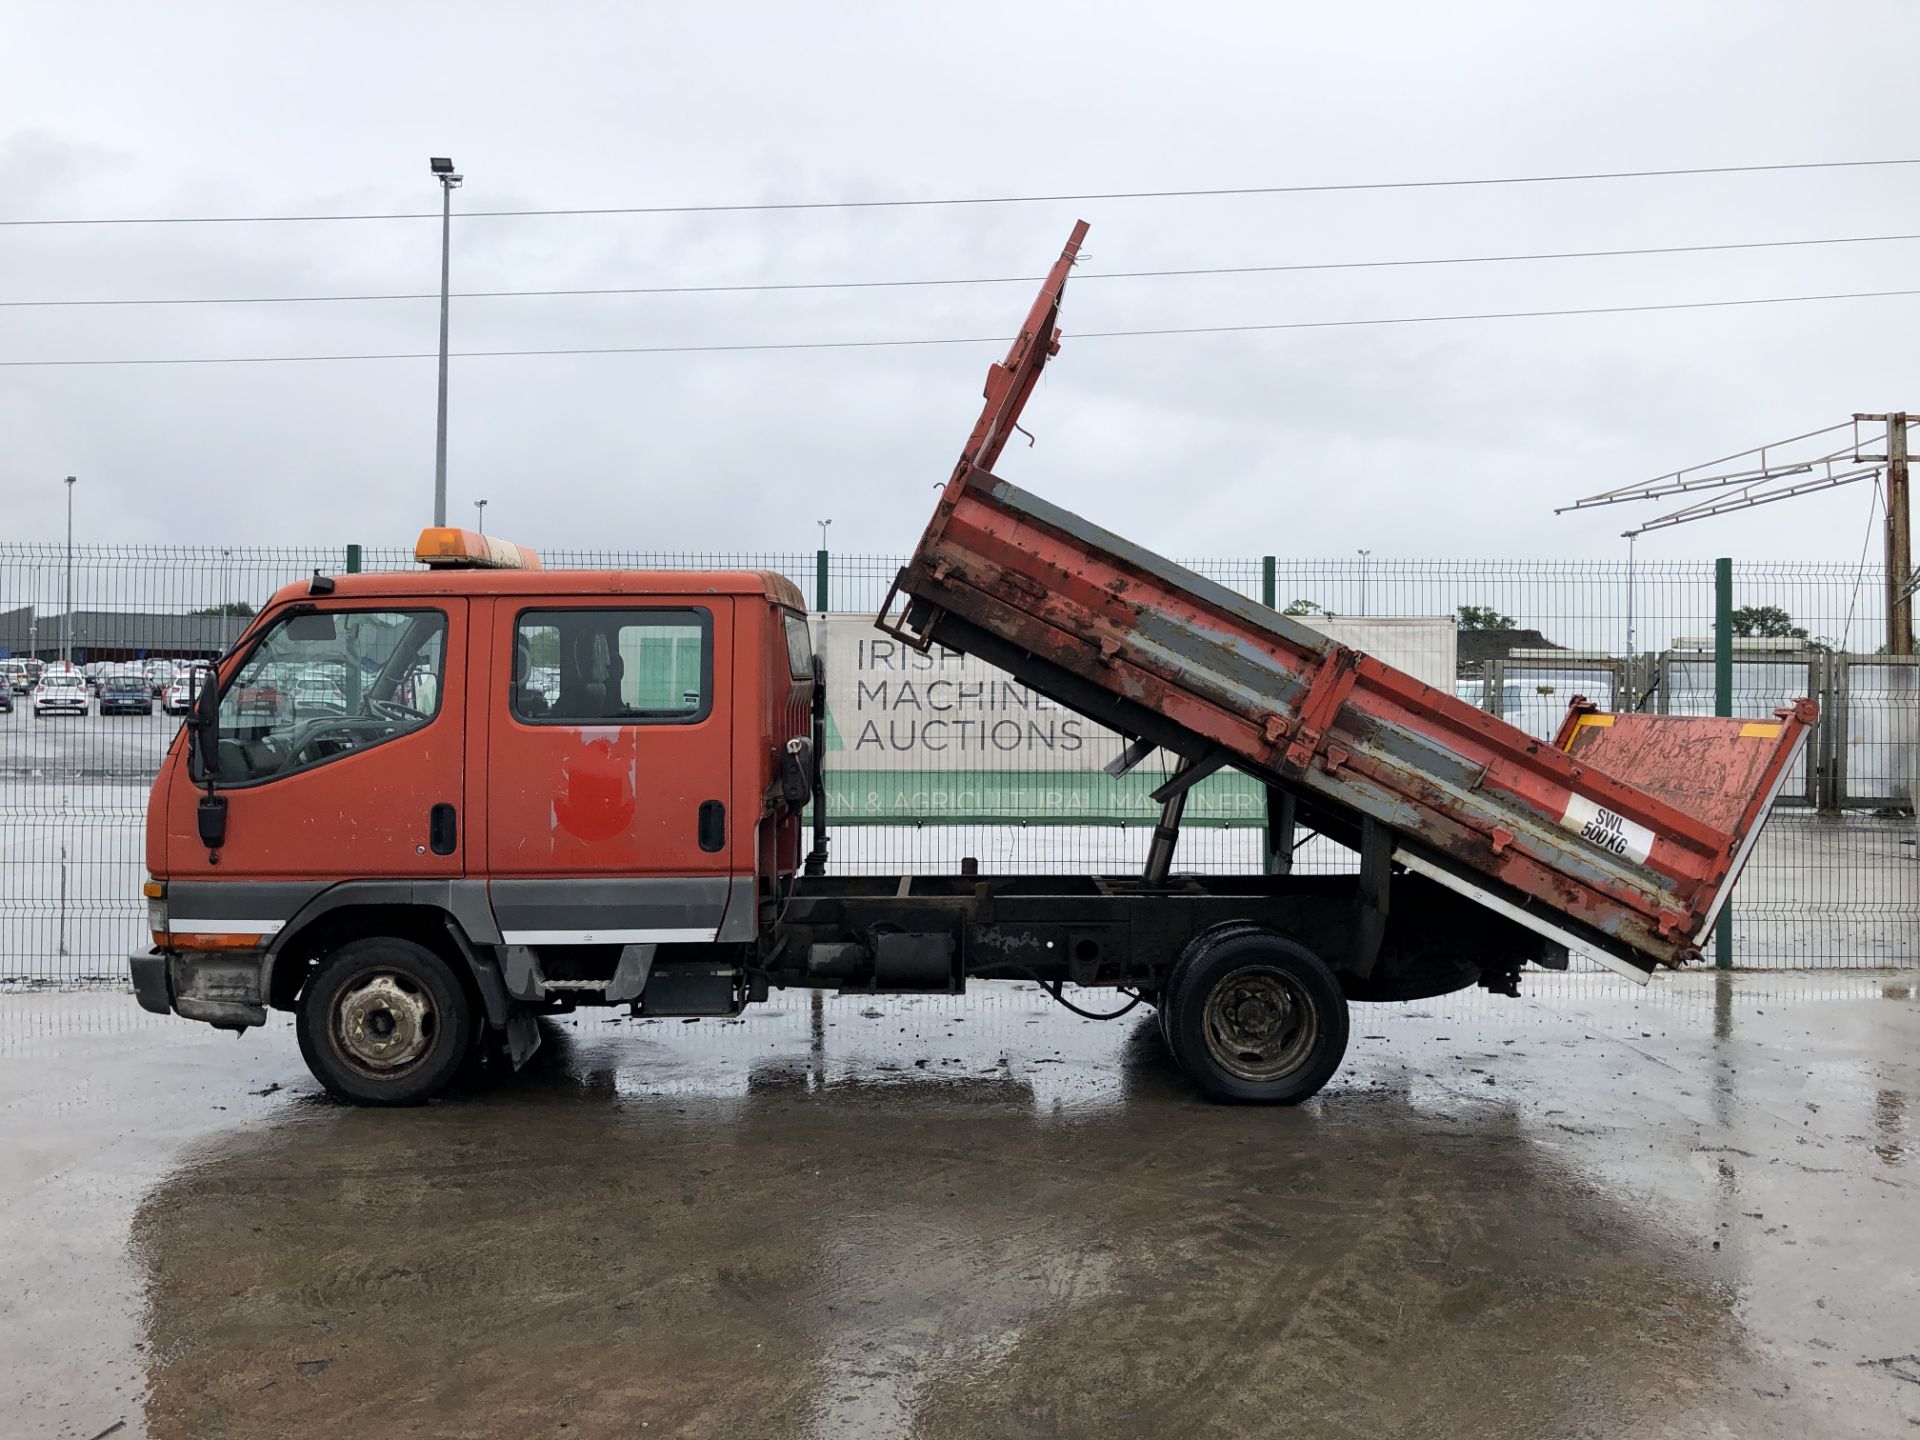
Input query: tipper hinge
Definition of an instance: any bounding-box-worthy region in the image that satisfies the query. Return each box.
[1277,646,1360,776]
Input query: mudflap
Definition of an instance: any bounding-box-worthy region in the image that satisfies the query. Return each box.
[504,1008,542,1070]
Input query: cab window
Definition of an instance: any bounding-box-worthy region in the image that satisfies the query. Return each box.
[783,613,813,680]
[513,608,710,723]
[201,609,447,784]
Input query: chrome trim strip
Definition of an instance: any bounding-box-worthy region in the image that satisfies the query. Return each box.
[499,927,715,945]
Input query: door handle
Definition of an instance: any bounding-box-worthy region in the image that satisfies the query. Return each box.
[698,800,726,853]
[429,803,458,855]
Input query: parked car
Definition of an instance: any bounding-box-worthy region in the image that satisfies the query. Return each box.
[0,660,28,693]
[31,672,89,717]
[290,674,347,715]
[144,659,180,696]
[162,671,208,716]
[97,675,155,716]
[0,685,12,714]
[235,679,283,716]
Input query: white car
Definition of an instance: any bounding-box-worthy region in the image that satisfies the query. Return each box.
[291,674,347,713]
[163,671,209,716]
[32,673,89,717]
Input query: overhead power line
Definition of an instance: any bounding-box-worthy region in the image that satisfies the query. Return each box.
[3,157,1917,228]
[4,284,1917,369]
[8,230,1920,309]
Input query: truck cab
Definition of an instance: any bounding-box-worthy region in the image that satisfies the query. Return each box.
[133,529,815,1103]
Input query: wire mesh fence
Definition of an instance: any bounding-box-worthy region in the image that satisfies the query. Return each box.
[0,543,1910,985]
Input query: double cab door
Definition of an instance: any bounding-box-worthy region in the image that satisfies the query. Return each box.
[483,597,737,945]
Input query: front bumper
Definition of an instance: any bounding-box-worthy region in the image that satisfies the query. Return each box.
[130,952,171,1013]
[129,949,268,1030]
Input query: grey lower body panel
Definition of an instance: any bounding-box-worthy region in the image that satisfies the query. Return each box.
[174,875,755,949]
[489,875,742,945]
[169,880,327,938]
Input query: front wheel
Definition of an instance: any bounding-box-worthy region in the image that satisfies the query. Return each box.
[296,937,472,1105]
[1165,927,1349,1104]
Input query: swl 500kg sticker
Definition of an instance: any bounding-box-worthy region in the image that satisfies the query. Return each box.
[1560,795,1655,865]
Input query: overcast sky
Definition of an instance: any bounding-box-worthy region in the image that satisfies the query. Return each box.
[5,1,1920,570]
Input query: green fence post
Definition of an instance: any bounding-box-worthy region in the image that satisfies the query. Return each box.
[815,548,829,613]
[1715,556,1733,969]
[1260,556,1284,871]
[345,544,363,575]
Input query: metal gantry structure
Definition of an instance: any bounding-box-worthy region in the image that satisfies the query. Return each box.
[1557,413,1914,655]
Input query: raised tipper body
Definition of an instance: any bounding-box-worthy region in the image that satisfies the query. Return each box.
[884,220,1812,981]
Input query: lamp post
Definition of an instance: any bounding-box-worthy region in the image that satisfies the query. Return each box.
[430,157,463,527]
[62,476,75,665]
[474,499,487,532]
[1357,548,1372,617]
[221,548,235,652]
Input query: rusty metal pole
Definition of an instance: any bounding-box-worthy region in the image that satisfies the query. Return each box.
[1886,415,1912,655]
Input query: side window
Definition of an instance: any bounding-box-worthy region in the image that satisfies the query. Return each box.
[205,609,447,784]
[513,608,711,723]
[783,612,813,680]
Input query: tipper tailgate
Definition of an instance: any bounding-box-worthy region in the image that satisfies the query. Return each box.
[882,221,1816,979]
[1555,702,1816,947]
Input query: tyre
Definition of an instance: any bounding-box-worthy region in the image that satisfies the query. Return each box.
[296,936,471,1105]
[1157,919,1269,1055]
[1164,927,1349,1105]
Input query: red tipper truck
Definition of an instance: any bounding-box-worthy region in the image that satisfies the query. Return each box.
[131,222,1813,1107]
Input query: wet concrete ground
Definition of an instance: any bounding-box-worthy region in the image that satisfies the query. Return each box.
[3,971,1917,1439]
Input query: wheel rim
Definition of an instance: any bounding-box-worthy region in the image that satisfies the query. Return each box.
[1201,965,1318,1082]
[333,971,437,1076]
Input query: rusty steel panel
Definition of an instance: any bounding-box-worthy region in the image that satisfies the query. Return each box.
[886,223,1818,974]
[1554,702,1812,838]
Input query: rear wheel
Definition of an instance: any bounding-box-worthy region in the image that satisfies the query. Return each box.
[296,937,471,1105]
[1165,927,1349,1104]
[1157,920,1267,1055]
